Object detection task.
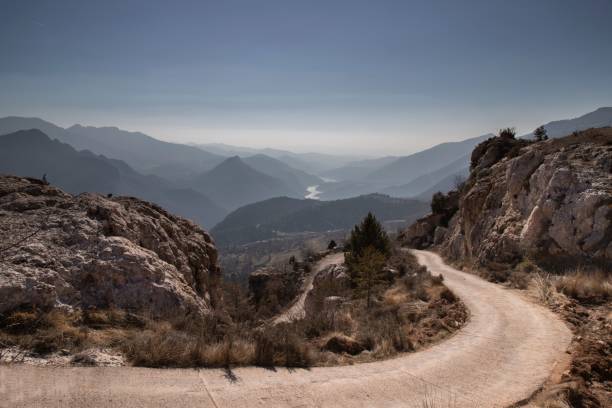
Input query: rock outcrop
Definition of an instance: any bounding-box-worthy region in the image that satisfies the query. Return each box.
[403,128,612,268]
[0,176,221,319]
[248,265,302,312]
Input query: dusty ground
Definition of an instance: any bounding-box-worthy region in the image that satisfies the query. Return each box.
[0,250,572,408]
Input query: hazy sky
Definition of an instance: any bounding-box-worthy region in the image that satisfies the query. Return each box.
[1,0,611,155]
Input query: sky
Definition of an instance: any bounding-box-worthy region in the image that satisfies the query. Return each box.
[1,0,611,155]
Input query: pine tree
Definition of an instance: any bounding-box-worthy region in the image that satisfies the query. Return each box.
[346,212,391,258]
[533,125,548,141]
[353,246,386,309]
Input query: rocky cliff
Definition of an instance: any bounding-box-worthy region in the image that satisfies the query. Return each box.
[0,175,221,319]
[402,128,612,269]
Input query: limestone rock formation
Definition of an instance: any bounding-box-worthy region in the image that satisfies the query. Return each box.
[0,176,221,319]
[403,128,612,268]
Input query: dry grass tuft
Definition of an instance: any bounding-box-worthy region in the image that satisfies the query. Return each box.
[555,268,611,303]
[383,287,410,306]
[0,309,89,354]
[539,397,572,408]
[532,272,556,304]
[122,322,262,368]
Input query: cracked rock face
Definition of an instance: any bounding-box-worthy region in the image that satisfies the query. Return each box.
[403,129,612,268]
[0,176,221,318]
[442,129,612,267]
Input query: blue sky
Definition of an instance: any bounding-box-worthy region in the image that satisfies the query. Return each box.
[1,0,611,154]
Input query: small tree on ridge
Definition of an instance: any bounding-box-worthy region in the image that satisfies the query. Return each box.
[534,125,548,141]
[346,212,390,258]
[498,127,516,139]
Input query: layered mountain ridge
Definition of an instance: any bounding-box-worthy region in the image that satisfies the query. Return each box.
[0,129,227,227]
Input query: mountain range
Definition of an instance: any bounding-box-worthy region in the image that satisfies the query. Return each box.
[0,118,326,216]
[0,117,226,180]
[0,129,227,227]
[314,136,489,200]
[0,106,610,229]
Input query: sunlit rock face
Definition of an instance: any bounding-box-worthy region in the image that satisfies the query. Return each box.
[404,129,612,268]
[0,175,221,318]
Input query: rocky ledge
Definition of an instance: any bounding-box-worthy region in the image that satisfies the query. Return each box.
[0,175,221,319]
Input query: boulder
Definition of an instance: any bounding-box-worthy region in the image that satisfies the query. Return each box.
[401,213,443,249]
[314,264,350,288]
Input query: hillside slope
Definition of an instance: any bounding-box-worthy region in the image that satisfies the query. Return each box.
[242,154,322,192]
[523,107,612,139]
[321,156,398,181]
[190,156,301,211]
[212,194,428,246]
[366,134,490,185]
[381,154,470,198]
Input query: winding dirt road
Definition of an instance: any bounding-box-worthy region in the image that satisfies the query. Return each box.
[0,250,572,408]
[273,252,345,324]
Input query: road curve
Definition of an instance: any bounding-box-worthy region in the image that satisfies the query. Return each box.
[0,250,572,408]
[273,252,345,324]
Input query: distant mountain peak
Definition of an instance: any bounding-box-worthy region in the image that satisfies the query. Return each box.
[214,155,248,169]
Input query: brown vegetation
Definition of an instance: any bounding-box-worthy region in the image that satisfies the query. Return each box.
[0,308,89,356]
[297,248,467,364]
[555,268,611,304]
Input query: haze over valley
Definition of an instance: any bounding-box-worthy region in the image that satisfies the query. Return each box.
[1,106,611,231]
